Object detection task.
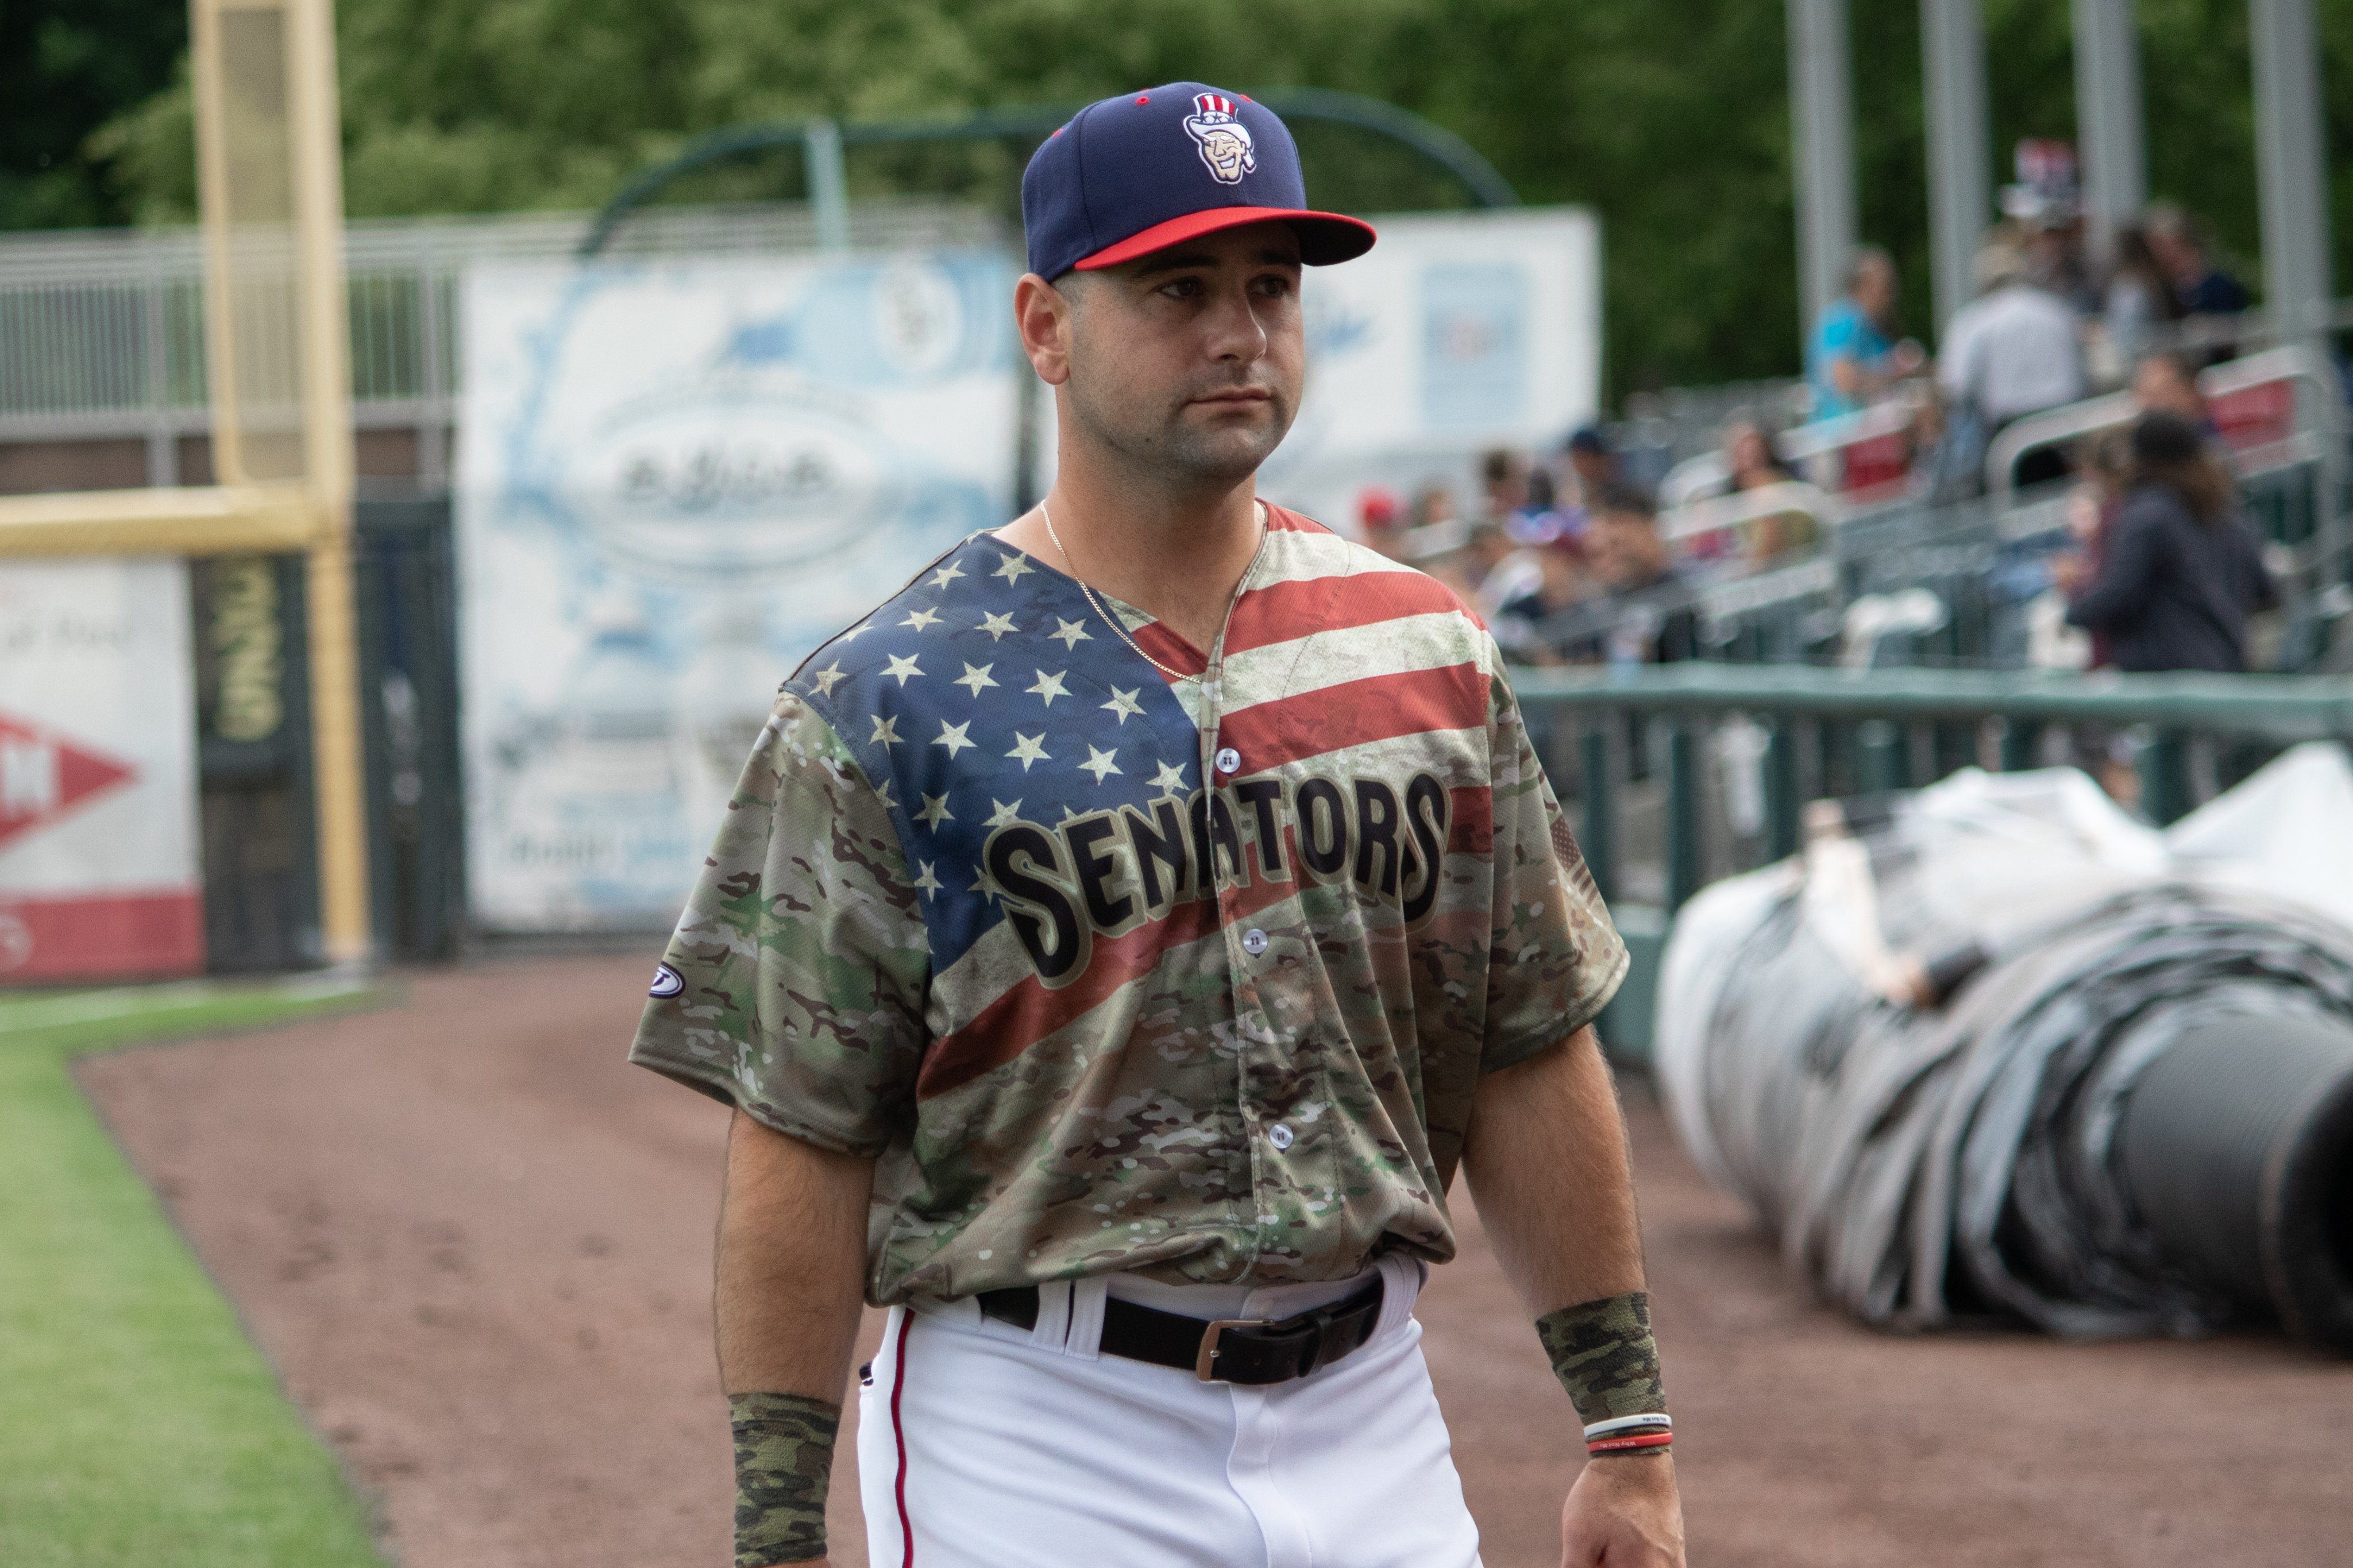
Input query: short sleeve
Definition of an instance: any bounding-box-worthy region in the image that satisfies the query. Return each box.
[1478,651,1630,1072]
[630,690,929,1156]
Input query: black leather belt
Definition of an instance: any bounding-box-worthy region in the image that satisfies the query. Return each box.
[975,1276,1386,1385]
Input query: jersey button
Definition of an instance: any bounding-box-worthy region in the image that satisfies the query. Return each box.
[1268,1122,1295,1151]
[1214,746,1241,775]
[1241,928,1268,956]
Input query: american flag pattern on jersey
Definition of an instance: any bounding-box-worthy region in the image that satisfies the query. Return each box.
[632,505,1627,1305]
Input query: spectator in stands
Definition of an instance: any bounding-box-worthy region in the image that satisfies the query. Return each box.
[2053,427,2136,670]
[2064,410,2275,673]
[2105,225,2183,370]
[1478,447,1530,522]
[2145,204,2251,319]
[1563,426,1615,499]
[1718,418,1817,562]
[2131,350,2215,435]
[1587,484,1700,663]
[1464,520,1544,622]
[1938,241,2086,488]
[1356,485,1406,559]
[1411,482,1457,531]
[1491,538,1595,663]
[1807,246,1902,418]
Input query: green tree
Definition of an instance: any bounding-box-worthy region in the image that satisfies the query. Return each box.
[0,0,187,230]
[44,0,2353,393]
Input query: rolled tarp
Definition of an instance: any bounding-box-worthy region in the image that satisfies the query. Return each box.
[1654,743,2353,1352]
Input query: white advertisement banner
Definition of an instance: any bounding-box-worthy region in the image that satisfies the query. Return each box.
[0,558,204,981]
[457,252,1023,930]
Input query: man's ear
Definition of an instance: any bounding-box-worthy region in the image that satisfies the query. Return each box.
[1015,272,1075,387]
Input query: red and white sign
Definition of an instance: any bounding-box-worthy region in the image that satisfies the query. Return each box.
[0,559,203,982]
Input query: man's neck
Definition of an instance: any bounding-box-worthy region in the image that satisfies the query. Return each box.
[999,453,1266,657]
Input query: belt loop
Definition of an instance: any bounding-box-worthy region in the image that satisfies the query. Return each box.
[1029,1281,1073,1353]
[1064,1276,1107,1361]
[1374,1254,1419,1340]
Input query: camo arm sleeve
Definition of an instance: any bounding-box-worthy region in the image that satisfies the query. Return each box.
[1478,647,1629,1073]
[631,690,929,1156]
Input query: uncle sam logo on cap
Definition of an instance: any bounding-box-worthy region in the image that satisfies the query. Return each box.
[1184,93,1256,184]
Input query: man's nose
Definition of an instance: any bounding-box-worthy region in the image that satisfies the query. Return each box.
[1203,284,1271,362]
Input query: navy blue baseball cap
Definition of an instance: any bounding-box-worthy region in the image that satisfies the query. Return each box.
[1021,84,1376,280]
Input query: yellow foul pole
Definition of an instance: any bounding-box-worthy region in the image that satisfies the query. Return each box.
[191,0,372,965]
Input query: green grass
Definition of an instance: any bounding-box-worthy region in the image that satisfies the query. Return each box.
[0,978,393,1568]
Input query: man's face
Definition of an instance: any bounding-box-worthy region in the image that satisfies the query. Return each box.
[1052,222,1305,486]
[1856,258,1897,320]
[1592,512,1662,586]
[2134,358,2202,419]
[2148,229,2198,282]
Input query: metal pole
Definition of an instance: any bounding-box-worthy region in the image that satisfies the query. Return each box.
[286,0,373,965]
[1788,0,1858,358]
[1580,725,1618,905]
[2071,0,2147,272]
[806,118,851,252]
[2251,0,2333,352]
[1922,0,1993,335]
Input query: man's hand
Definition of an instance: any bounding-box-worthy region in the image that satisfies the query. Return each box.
[1560,1455,1685,1566]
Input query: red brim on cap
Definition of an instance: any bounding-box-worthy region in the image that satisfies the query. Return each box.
[1073,206,1377,271]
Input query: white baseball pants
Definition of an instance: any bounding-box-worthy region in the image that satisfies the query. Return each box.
[855,1253,1483,1568]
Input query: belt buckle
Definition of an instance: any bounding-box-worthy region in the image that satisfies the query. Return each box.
[1194,1317,1258,1382]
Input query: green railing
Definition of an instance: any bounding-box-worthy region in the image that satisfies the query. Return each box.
[1511,663,2353,1059]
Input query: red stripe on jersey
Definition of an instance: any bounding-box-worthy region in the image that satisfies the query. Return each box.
[1448,785,1493,856]
[1224,569,1478,656]
[923,902,1210,1099]
[921,843,1322,1100]
[1130,619,1210,680]
[1263,503,1326,534]
[1212,662,1490,774]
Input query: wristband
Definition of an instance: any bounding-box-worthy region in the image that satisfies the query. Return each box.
[730,1391,840,1567]
[1534,1291,1669,1447]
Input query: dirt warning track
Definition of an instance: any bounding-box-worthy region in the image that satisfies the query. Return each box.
[79,955,2353,1567]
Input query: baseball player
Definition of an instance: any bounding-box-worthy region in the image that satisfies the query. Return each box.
[633,82,1685,1568]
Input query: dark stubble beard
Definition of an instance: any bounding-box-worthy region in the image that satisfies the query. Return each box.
[1062,365,1298,491]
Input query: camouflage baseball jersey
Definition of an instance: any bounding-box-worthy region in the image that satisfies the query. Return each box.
[631,504,1627,1306]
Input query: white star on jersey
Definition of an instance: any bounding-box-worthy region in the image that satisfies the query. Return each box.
[993,553,1035,584]
[1050,618,1093,649]
[916,792,954,828]
[913,860,943,897]
[882,653,924,685]
[1101,686,1144,724]
[1006,732,1051,771]
[933,719,975,756]
[901,607,943,632]
[929,561,966,590]
[1149,761,1189,795]
[1079,745,1124,783]
[810,661,847,695]
[977,611,1019,640]
[870,715,902,745]
[985,798,1024,829]
[954,662,999,696]
[1028,670,1071,705]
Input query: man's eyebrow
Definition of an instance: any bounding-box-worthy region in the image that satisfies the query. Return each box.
[1131,250,1220,278]
[1129,246,1303,279]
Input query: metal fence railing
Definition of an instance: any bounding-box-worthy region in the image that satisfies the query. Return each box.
[1514,662,2353,1057]
[0,199,1007,489]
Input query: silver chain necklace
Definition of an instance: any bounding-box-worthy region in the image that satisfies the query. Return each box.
[1040,500,1199,682]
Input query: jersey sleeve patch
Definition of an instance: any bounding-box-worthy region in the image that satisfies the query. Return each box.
[630,690,929,1156]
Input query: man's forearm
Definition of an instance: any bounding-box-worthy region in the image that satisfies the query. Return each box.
[1462,1025,1646,1315]
[715,1111,875,1566]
